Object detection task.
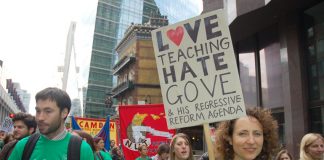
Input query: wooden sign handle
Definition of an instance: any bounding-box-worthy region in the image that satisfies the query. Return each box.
[203,123,215,160]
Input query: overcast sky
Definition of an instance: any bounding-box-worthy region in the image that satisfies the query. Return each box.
[0,0,97,114]
[0,0,203,115]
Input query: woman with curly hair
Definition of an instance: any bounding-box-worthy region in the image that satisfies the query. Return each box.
[214,107,279,160]
[299,133,324,160]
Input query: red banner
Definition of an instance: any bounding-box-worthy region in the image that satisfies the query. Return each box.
[73,117,119,145]
[119,104,175,160]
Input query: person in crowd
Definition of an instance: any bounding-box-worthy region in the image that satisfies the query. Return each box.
[94,137,112,160]
[0,129,7,150]
[0,112,37,159]
[111,146,124,160]
[72,130,96,152]
[0,130,6,140]
[2,133,14,145]
[214,107,279,160]
[110,140,116,150]
[136,144,152,160]
[299,133,324,160]
[275,149,293,160]
[169,133,194,160]
[8,87,94,160]
[151,143,170,160]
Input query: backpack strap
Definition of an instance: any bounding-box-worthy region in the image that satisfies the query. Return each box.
[1,140,18,159]
[67,135,82,160]
[22,133,40,160]
[96,152,104,160]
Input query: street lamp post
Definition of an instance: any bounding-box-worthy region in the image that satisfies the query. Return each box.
[105,96,113,108]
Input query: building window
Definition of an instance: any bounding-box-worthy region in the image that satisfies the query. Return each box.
[272,110,285,145]
[238,37,258,107]
[309,106,324,134]
[237,25,284,144]
[258,26,283,108]
[239,53,257,106]
[237,25,283,109]
[304,1,324,134]
[304,1,324,102]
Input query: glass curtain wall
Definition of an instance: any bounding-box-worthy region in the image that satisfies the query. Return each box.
[85,0,202,118]
[85,0,122,118]
[237,24,284,143]
[304,1,324,134]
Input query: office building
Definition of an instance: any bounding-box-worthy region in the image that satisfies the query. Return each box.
[16,89,30,113]
[203,0,324,158]
[112,15,168,106]
[85,0,202,118]
[70,98,82,116]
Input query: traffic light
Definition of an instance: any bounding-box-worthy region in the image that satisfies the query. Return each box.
[9,113,15,118]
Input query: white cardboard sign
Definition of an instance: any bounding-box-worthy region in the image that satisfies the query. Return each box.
[151,9,246,129]
[0,117,13,133]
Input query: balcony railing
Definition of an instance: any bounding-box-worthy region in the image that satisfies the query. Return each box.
[112,55,136,75]
[112,80,134,97]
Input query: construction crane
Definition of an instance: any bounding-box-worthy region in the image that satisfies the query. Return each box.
[58,22,83,117]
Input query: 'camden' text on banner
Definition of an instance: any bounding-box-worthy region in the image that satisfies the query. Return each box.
[151,9,246,129]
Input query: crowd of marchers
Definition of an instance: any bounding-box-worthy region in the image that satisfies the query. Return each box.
[0,87,324,160]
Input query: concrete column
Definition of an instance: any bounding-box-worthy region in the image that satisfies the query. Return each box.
[202,0,223,14]
[279,12,308,159]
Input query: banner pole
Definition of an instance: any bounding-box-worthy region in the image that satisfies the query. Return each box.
[203,123,215,160]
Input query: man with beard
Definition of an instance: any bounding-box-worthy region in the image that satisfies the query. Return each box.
[0,112,37,159]
[8,87,94,160]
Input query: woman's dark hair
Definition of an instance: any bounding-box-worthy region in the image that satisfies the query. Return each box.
[73,130,95,151]
[93,136,103,144]
[157,143,170,155]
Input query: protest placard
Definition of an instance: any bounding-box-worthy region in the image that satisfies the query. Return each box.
[151,9,246,129]
[0,117,13,133]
